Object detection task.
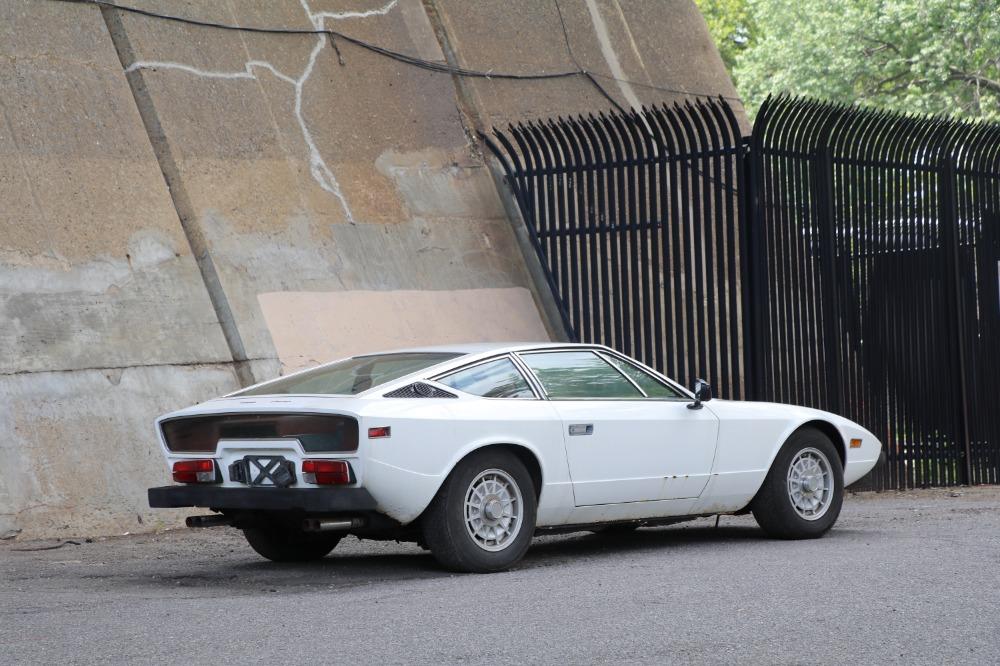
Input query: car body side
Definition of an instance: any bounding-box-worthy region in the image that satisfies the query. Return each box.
[153,345,882,528]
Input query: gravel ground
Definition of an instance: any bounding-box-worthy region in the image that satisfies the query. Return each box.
[2,487,999,665]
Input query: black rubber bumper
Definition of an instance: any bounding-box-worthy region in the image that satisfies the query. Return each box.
[148,485,378,512]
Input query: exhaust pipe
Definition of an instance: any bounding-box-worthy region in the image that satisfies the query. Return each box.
[186,514,233,528]
[302,517,365,533]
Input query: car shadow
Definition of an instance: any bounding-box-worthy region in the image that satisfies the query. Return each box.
[124,522,824,593]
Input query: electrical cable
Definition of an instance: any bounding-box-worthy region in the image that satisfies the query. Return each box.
[54,0,743,104]
[552,0,628,115]
[56,0,742,193]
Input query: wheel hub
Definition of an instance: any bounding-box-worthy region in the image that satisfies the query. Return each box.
[483,497,504,522]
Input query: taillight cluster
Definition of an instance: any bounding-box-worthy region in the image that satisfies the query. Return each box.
[171,458,352,485]
[301,460,351,485]
[172,459,219,484]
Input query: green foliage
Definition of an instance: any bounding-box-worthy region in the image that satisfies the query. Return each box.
[694,0,758,71]
[701,0,1000,121]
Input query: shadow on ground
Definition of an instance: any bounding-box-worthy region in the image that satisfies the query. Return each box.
[117,522,798,593]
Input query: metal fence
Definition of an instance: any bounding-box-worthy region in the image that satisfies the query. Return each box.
[484,99,749,400]
[748,96,1000,489]
[486,95,1000,490]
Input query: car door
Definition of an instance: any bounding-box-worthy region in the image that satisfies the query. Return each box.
[517,350,720,505]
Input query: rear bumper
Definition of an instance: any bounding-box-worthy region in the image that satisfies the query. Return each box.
[148,485,378,513]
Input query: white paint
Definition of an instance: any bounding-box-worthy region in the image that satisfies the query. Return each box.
[584,0,643,112]
[124,60,294,85]
[552,397,720,504]
[310,0,399,21]
[124,0,402,223]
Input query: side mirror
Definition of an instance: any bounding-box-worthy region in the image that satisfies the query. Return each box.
[687,379,713,410]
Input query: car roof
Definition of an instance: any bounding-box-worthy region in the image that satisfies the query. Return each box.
[222,341,683,398]
[223,342,631,400]
[358,341,584,356]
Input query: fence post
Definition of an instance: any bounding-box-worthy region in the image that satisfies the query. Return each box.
[815,145,844,416]
[939,158,973,484]
[743,138,768,402]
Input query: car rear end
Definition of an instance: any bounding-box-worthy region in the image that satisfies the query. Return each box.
[147,397,400,536]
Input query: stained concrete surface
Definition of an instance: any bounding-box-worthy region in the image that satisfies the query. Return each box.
[2,488,998,664]
[1,0,742,539]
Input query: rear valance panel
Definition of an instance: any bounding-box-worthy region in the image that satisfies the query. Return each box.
[160,413,359,453]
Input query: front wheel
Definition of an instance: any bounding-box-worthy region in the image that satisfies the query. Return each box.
[751,427,844,539]
[422,450,537,573]
[242,525,341,562]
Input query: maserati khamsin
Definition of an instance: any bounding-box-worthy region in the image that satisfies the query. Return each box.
[149,343,881,572]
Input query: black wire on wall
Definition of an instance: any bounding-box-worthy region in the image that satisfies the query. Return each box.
[56,0,743,109]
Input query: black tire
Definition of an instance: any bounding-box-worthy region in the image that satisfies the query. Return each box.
[242,525,341,562]
[422,449,537,573]
[751,427,844,539]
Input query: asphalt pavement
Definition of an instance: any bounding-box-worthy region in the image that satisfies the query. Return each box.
[2,487,999,665]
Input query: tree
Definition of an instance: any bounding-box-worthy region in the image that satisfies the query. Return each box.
[694,0,758,71]
[711,0,1000,121]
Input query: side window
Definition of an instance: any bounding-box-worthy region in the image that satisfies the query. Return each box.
[438,358,535,398]
[603,355,684,399]
[519,351,642,399]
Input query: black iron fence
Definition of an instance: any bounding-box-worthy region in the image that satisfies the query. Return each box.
[748,96,1000,489]
[484,100,749,400]
[486,95,1000,490]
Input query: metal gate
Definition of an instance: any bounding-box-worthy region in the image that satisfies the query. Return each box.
[486,95,1000,490]
[484,99,749,400]
[748,96,1000,489]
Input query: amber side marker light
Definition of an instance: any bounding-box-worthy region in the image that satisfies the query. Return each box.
[850,438,863,449]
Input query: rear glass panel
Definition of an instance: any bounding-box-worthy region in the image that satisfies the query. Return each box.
[438,358,535,398]
[160,413,359,453]
[519,351,643,399]
[235,353,462,396]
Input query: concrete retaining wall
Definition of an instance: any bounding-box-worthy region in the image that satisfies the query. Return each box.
[0,0,740,539]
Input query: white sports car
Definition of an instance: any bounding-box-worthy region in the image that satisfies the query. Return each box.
[149,342,882,572]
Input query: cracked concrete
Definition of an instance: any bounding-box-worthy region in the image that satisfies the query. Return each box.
[1,0,740,538]
[121,0,400,223]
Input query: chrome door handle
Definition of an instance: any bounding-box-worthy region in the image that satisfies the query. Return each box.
[568,424,593,436]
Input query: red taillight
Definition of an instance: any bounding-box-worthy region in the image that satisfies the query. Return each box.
[368,426,391,439]
[302,460,351,485]
[172,459,218,484]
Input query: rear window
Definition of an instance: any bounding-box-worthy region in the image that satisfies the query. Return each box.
[160,413,358,453]
[235,353,462,396]
[438,357,536,398]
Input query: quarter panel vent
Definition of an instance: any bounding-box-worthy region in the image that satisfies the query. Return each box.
[383,382,457,399]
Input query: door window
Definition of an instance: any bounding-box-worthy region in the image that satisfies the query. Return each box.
[437,357,536,398]
[603,354,685,399]
[519,351,642,399]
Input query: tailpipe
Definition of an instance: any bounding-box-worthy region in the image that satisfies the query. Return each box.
[302,517,366,533]
[185,514,233,528]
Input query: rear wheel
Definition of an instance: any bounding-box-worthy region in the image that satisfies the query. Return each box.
[422,450,537,573]
[751,427,844,539]
[242,525,341,562]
